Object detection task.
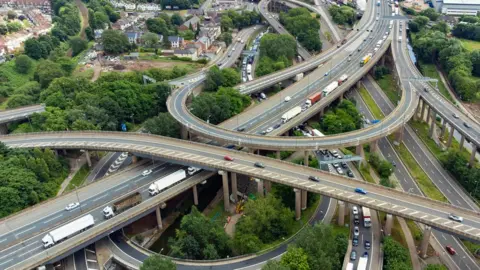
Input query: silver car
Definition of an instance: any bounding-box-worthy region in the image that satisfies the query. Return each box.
[448,213,463,222]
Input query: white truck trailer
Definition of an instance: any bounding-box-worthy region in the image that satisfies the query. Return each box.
[281,106,302,123]
[346,262,354,270]
[294,73,304,82]
[188,167,202,175]
[357,256,368,270]
[42,214,95,248]
[362,206,372,228]
[322,81,339,97]
[148,169,187,196]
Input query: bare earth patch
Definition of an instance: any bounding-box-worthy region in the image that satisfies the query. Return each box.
[463,102,480,123]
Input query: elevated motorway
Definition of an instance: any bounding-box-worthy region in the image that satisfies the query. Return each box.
[0,104,45,125]
[1,132,480,246]
[169,0,420,150]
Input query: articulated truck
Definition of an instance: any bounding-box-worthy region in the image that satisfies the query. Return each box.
[360,53,372,67]
[281,106,302,123]
[103,192,142,219]
[362,206,372,228]
[322,81,339,97]
[42,214,95,248]
[149,169,187,196]
[305,92,322,108]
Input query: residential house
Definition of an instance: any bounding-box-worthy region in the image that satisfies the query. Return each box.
[196,36,210,52]
[168,36,184,48]
[174,48,198,60]
[125,31,142,44]
[94,29,104,40]
[112,16,138,30]
[187,9,204,16]
[199,25,221,40]
[179,16,201,31]
[186,42,202,55]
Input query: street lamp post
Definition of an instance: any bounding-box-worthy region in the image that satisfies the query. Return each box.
[72,184,83,213]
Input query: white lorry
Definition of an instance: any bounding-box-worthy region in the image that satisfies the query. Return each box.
[246,64,252,74]
[322,81,339,97]
[149,169,187,196]
[281,106,302,123]
[357,256,368,270]
[294,73,304,82]
[42,214,95,248]
[362,206,372,228]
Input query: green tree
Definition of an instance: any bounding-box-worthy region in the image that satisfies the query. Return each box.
[413,16,429,28]
[24,38,44,60]
[219,32,233,46]
[6,21,22,32]
[221,16,233,32]
[143,113,180,138]
[281,247,310,270]
[140,255,176,270]
[171,13,184,25]
[471,50,480,77]
[262,260,289,270]
[69,37,88,57]
[0,24,7,35]
[7,10,16,20]
[85,26,94,41]
[280,8,322,51]
[101,30,130,54]
[420,8,440,21]
[383,236,412,270]
[169,207,232,259]
[425,264,448,270]
[143,32,160,48]
[15,55,33,74]
[34,60,65,88]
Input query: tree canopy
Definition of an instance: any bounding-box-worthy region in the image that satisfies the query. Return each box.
[280,8,322,52]
[101,30,131,54]
[204,66,240,92]
[140,255,176,270]
[169,207,232,260]
[329,5,357,26]
[320,100,362,134]
[256,34,297,77]
[383,236,412,270]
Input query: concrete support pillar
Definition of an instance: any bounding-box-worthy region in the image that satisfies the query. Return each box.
[85,150,92,167]
[469,144,477,167]
[319,108,324,118]
[381,55,386,66]
[256,179,264,197]
[276,151,281,159]
[54,150,59,156]
[429,110,436,138]
[339,94,344,103]
[192,185,199,206]
[420,226,432,258]
[63,149,67,155]
[156,207,163,230]
[459,135,465,151]
[304,151,309,167]
[447,124,455,148]
[219,171,230,212]
[414,99,421,121]
[301,190,307,210]
[264,180,271,193]
[370,140,379,153]
[231,172,238,203]
[355,145,365,167]
[426,107,432,126]
[356,80,361,89]
[384,214,393,236]
[338,201,345,226]
[395,125,404,143]
[0,123,7,134]
[131,155,138,164]
[294,188,301,221]
[249,148,256,154]
[441,120,447,139]
[180,125,188,140]
[421,102,427,122]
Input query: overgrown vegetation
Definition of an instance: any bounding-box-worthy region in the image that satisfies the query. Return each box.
[279,8,321,52]
[443,151,480,201]
[204,66,240,92]
[140,255,176,270]
[368,152,395,188]
[383,236,412,270]
[262,223,348,270]
[256,34,297,77]
[328,5,357,26]
[320,99,362,134]
[0,144,69,218]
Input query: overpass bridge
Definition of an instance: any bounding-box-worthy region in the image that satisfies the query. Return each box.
[0,104,45,133]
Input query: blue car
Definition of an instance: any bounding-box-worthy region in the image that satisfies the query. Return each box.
[355,188,367,195]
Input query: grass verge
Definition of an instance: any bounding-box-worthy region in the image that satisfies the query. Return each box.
[64,164,90,192]
[418,62,454,103]
[462,240,480,259]
[358,86,384,120]
[390,140,448,202]
[376,74,400,105]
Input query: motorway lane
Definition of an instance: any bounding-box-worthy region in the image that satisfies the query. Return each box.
[0,104,45,124]
[0,163,179,258]
[4,133,480,238]
[362,75,480,269]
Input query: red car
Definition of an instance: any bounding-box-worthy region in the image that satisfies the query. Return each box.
[446,245,456,255]
[224,155,234,161]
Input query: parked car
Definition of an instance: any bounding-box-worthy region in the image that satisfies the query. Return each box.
[350,250,357,261]
[336,167,344,175]
[353,238,359,246]
[224,156,234,161]
[355,188,367,195]
[341,162,348,168]
[65,202,80,211]
[347,170,354,178]
[142,169,152,176]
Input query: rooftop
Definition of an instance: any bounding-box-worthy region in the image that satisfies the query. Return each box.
[443,0,480,5]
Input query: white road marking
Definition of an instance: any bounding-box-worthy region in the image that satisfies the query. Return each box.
[14,226,36,238]
[43,214,63,224]
[0,259,13,266]
[114,185,128,192]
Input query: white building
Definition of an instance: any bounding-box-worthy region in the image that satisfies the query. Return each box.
[437,0,480,16]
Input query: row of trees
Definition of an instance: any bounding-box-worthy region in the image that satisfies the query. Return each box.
[452,22,480,42]
[320,100,362,134]
[328,5,357,26]
[256,34,297,77]
[443,151,480,201]
[220,10,260,32]
[158,0,201,9]
[204,66,240,92]
[0,144,69,218]
[0,21,24,35]
[52,0,81,37]
[262,223,348,270]
[411,26,480,101]
[86,0,120,32]
[368,152,394,187]
[279,8,322,52]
